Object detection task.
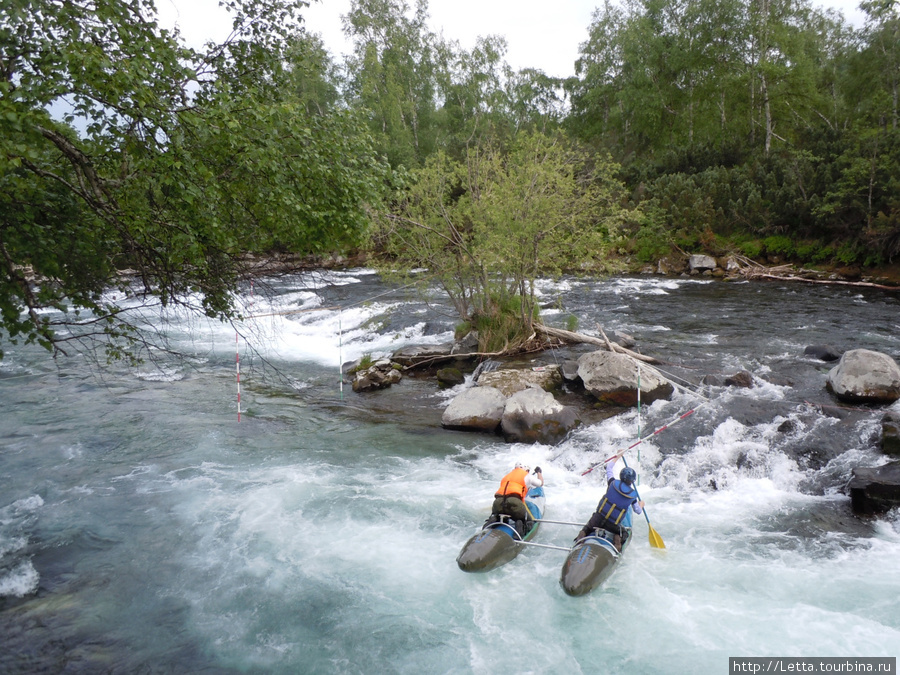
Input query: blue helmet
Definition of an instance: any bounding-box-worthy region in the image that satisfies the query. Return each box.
[620,467,637,485]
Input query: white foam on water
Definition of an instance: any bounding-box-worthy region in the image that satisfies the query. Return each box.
[0,496,44,599]
[0,559,39,597]
[4,273,900,672]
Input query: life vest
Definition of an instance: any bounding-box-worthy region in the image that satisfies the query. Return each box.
[594,479,637,525]
[495,468,528,500]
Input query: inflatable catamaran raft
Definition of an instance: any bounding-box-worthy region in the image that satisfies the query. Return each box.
[456,486,546,572]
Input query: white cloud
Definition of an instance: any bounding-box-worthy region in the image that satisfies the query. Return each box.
[159,0,870,79]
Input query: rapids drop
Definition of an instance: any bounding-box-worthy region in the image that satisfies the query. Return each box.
[1,271,898,674]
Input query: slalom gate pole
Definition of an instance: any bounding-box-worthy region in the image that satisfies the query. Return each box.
[637,362,642,467]
[581,404,704,476]
[339,309,344,402]
[236,331,241,422]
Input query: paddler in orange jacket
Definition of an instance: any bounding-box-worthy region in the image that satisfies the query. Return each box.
[489,462,544,535]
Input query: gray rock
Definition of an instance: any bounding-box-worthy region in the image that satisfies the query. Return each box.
[436,367,465,388]
[825,349,900,404]
[702,370,754,388]
[477,366,562,398]
[441,386,505,432]
[882,411,900,456]
[451,331,479,357]
[848,462,900,514]
[352,360,402,392]
[804,344,843,362]
[689,254,718,272]
[577,350,674,406]
[560,360,580,382]
[392,343,455,367]
[499,388,580,444]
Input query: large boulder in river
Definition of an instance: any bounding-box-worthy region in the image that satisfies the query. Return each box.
[499,388,580,445]
[476,366,562,397]
[689,254,718,273]
[441,386,505,432]
[847,462,900,515]
[577,351,673,406]
[825,349,900,404]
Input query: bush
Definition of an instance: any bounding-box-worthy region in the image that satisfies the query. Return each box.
[454,321,472,340]
[795,241,832,263]
[739,239,764,259]
[470,294,541,353]
[835,240,862,265]
[762,235,794,257]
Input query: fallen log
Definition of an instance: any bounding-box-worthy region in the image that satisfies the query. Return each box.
[535,324,661,364]
[752,273,897,291]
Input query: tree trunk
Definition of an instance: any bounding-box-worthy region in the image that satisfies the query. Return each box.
[535,325,661,364]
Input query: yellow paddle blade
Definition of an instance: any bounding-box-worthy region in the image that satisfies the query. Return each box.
[648,525,666,549]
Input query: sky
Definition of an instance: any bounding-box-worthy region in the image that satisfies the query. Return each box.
[157,0,869,79]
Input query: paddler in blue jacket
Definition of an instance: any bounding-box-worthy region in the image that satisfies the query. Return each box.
[575,454,644,551]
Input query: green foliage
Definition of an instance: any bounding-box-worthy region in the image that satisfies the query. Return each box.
[795,241,833,263]
[762,236,795,258]
[563,0,900,266]
[342,0,442,168]
[739,240,764,259]
[630,211,673,263]
[835,240,863,265]
[375,130,633,351]
[470,293,541,353]
[0,0,386,360]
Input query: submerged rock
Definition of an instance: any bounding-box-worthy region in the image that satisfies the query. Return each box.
[847,463,900,514]
[804,344,843,362]
[436,367,465,388]
[702,370,754,388]
[882,411,900,456]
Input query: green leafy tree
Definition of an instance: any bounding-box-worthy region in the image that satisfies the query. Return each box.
[342,0,443,168]
[435,35,515,156]
[0,0,386,360]
[375,131,632,352]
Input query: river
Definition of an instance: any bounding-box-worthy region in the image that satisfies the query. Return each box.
[1,270,898,674]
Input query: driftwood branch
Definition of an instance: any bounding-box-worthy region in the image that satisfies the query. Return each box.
[730,256,897,290]
[751,273,897,291]
[534,324,661,364]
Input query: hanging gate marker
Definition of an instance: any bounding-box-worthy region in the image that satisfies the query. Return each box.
[236,331,241,422]
[339,309,344,402]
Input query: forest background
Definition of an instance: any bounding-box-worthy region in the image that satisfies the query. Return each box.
[2,0,899,359]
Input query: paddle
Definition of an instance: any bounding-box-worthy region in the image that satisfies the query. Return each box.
[621,455,665,549]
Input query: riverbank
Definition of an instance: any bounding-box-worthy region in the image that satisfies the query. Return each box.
[237,249,900,289]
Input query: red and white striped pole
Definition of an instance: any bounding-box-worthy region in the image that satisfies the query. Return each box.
[236,331,241,422]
